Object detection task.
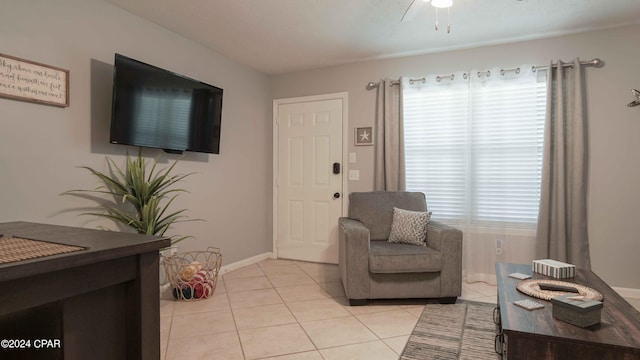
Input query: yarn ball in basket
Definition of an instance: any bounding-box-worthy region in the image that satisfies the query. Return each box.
[194,282,212,299]
[172,286,193,300]
[180,261,202,280]
[190,270,214,299]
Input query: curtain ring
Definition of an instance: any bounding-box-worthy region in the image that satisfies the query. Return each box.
[500,67,521,76]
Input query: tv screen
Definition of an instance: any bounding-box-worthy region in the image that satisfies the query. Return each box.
[110,54,223,154]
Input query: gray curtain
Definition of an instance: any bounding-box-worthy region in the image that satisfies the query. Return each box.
[374,78,405,191]
[536,58,591,270]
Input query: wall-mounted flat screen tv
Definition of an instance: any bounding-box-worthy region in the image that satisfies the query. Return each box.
[110,53,223,154]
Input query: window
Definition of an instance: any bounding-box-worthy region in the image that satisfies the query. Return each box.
[403,68,547,229]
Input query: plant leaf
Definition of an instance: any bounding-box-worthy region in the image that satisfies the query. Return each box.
[63,152,199,244]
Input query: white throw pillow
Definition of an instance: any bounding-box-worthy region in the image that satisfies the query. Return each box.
[388,207,432,246]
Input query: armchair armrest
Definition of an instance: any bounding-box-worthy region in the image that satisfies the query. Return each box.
[426,221,461,251]
[426,220,463,297]
[338,217,371,300]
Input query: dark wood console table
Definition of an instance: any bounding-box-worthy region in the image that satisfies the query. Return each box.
[0,222,170,360]
[495,262,640,360]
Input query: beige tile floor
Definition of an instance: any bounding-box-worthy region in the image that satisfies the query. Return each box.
[160,259,640,360]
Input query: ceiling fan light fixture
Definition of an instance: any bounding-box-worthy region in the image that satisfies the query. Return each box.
[403,0,452,34]
[431,0,452,8]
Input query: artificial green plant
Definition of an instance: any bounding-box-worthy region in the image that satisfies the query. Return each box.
[66,150,194,244]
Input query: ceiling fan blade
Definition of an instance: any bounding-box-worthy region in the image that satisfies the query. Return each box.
[632,89,640,98]
[402,0,429,22]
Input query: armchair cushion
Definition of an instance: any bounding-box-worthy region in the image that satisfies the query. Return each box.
[388,207,432,246]
[349,192,427,240]
[369,241,442,273]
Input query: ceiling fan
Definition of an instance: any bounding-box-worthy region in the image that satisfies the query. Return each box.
[402,0,453,33]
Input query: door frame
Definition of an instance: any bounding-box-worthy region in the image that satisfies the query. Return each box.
[272,92,349,261]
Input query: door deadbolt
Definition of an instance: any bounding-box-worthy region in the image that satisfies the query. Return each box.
[333,162,341,174]
[333,192,341,199]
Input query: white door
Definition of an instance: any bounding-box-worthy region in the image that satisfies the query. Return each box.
[274,94,347,264]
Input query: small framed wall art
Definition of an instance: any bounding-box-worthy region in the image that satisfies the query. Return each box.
[0,53,69,107]
[355,126,374,146]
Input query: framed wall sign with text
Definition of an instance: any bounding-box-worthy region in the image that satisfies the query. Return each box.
[0,53,69,107]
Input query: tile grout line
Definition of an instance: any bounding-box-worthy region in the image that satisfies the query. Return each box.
[274,262,324,355]
[220,275,249,360]
[296,261,401,358]
[161,302,174,360]
[351,307,415,357]
[294,264,397,359]
[273,261,391,359]
[195,260,427,359]
[258,260,324,358]
[292,262,365,359]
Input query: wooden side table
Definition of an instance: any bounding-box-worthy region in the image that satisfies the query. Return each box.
[495,262,640,359]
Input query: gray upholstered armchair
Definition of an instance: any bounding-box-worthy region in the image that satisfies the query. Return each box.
[338,191,462,305]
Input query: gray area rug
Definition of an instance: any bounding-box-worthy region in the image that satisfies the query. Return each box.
[401,300,500,360]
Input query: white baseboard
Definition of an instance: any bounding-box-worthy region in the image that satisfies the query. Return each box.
[612,286,640,299]
[219,252,275,275]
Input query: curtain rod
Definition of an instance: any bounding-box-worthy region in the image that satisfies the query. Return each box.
[533,58,602,71]
[366,58,603,90]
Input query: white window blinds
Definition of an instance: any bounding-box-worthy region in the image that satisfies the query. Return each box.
[404,72,469,221]
[403,67,547,229]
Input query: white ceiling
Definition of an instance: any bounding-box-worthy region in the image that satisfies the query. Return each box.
[104,0,640,75]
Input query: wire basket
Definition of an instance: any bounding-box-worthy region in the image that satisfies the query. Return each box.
[162,247,222,301]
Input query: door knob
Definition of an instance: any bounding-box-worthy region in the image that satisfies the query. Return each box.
[333,192,341,199]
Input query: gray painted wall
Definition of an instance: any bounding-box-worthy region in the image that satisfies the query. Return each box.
[1,0,638,290]
[272,25,640,289]
[0,0,273,265]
